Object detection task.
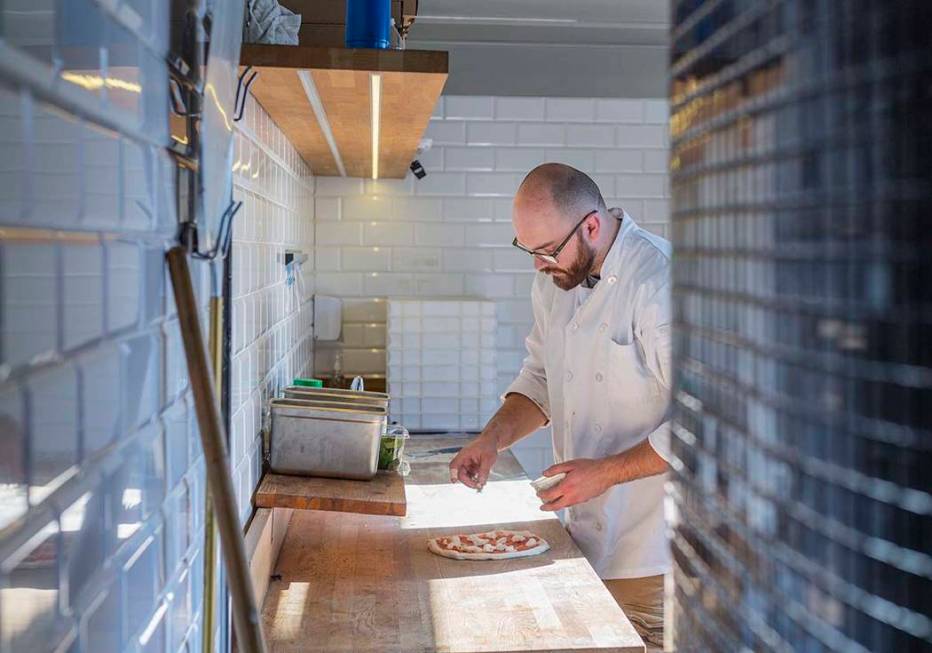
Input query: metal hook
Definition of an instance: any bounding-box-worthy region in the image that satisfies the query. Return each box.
[233,66,258,122]
[190,199,242,261]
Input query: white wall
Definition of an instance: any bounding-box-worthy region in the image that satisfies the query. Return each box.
[313,94,671,477]
[229,97,315,524]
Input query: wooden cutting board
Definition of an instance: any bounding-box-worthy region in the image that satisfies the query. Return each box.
[261,437,645,653]
[256,471,406,517]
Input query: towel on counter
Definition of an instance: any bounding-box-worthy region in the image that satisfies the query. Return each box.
[245,0,301,45]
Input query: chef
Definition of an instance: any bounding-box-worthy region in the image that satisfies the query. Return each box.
[449,163,672,649]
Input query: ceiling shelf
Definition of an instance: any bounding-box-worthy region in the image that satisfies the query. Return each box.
[240,44,448,179]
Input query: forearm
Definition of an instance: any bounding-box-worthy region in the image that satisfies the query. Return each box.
[479,393,548,451]
[602,438,669,485]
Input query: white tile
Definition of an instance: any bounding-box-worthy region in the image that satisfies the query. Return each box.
[595,98,644,123]
[412,172,467,196]
[517,123,564,147]
[314,197,340,222]
[342,298,387,322]
[644,99,670,124]
[466,122,516,146]
[615,174,667,198]
[565,124,616,148]
[464,273,516,299]
[466,173,519,197]
[415,144,444,171]
[315,176,364,196]
[594,150,643,173]
[464,222,515,246]
[642,149,669,173]
[314,246,341,271]
[494,147,547,172]
[591,174,616,198]
[543,148,595,172]
[315,272,364,296]
[494,97,545,121]
[425,119,466,145]
[363,272,415,296]
[441,197,493,221]
[107,240,141,333]
[643,199,671,222]
[493,249,535,273]
[616,125,668,149]
[443,146,495,171]
[1,242,58,367]
[544,98,595,122]
[364,222,414,246]
[316,222,363,246]
[430,96,444,119]
[365,178,415,196]
[342,195,392,221]
[392,197,442,222]
[442,248,494,272]
[444,96,494,120]
[391,248,442,272]
[415,224,465,246]
[62,243,104,351]
[342,247,390,272]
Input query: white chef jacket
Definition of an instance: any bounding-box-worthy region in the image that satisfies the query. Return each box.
[506,212,672,579]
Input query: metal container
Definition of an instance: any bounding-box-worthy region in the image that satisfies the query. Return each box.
[269,399,386,480]
[283,386,389,410]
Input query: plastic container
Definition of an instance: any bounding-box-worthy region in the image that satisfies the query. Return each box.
[345,0,391,49]
[379,425,410,475]
[293,377,324,388]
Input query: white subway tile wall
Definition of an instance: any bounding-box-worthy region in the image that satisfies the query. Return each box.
[0,3,212,652]
[387,299,498,431]
[230,92,315,525]
[314,95,671,477]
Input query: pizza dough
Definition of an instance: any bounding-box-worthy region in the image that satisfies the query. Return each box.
[427,530,550,561]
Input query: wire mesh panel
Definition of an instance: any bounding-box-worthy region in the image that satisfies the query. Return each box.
[669,1,931,651]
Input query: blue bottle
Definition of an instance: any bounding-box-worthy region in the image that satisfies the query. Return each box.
[345,0,392,49]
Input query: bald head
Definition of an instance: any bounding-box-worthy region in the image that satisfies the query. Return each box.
[516,163,607,224]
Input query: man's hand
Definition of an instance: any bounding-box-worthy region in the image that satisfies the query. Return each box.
[536,458,615,511]
[449,435,499,490]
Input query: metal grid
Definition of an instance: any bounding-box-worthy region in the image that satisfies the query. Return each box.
[669,1,931,651]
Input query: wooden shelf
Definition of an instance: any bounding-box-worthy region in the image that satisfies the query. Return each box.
[255,471,407,517]
[240,45,448,179]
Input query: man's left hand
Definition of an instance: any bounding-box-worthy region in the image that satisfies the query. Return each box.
[536,458,615,511]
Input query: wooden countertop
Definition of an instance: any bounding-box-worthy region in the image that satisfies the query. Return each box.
[261,436,644,652]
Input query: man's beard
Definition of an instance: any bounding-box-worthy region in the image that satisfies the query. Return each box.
[543,241,596,291]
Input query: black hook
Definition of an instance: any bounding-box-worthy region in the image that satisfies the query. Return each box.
[233,66,259,122]
[191,199,242,261]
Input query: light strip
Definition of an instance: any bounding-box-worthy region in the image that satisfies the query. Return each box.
[370,73,381,180]
[297,70,347,177]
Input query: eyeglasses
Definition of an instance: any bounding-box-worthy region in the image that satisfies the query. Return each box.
[512,210,596,265]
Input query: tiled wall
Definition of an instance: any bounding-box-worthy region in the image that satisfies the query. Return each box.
[229,98,315,524]
[0,2,208,651]
[313,95,671,477]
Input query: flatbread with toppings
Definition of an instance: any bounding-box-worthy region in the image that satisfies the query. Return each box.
[427,530,550,561]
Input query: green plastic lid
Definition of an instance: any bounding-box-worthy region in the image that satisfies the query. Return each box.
[293,377,323,388]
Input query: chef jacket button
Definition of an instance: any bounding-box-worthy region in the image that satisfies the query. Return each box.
[566,371,573,382]
[595,521,603,532]
[607,276,617,285]
[595,372,604,382]
[570,322,579,331]
[599,323,608,332]
[594,423,602,433]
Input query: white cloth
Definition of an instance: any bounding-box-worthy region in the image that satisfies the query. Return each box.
[505,212,672,579]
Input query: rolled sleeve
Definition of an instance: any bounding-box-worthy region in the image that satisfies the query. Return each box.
[647,419,672,463]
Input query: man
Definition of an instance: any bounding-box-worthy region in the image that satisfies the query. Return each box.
[449,163,672,649]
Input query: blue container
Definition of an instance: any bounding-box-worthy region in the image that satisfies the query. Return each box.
[345,0,392,49]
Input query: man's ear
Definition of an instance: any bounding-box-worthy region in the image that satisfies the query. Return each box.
[584,211,602,242]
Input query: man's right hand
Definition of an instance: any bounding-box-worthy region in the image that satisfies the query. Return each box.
[449,435,499,490]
